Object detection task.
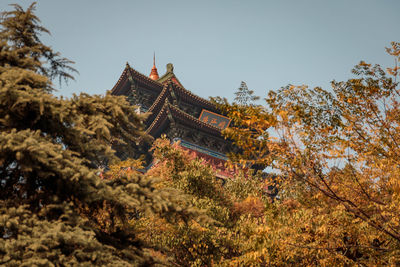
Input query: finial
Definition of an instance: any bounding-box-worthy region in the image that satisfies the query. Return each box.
[149,53,159,80]
[126,62,130,68]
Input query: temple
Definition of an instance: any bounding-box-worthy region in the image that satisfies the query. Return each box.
[110,59,235,179]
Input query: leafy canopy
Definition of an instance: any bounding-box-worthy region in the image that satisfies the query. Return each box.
[0,3,198,266]
[213,41,400,265]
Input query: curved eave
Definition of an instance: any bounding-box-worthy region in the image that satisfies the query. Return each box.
[168,79,217,112]
[111,67,129,95]
[169,104,222,134]
[128,67,163,92]
[145,80,221,125]
[145,84,170,122]
[146,101,222,137]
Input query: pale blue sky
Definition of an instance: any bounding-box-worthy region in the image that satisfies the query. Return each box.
[1,1,399,102]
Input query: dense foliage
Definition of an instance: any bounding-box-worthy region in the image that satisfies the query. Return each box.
[0,4,198,266]
[109,138,270,266]
[2,2,400,266]
[212,42,400,265]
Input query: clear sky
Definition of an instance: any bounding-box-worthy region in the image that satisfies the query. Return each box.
[1,0,399,102]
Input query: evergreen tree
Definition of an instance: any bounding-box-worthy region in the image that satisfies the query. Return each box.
[234,81,260,106]
[0,3,195,265]
[0,3,77,90]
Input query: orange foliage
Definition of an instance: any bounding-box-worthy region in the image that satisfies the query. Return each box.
[233,196,265,218]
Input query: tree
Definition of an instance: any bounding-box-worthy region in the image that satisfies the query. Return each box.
[214,42,400,265]
[131,137,270,266]
[0,3,77,90]
[234,81,260,106]
[0,3,196,265]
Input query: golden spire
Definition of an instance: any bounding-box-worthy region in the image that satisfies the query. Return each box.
[149,52,159,80]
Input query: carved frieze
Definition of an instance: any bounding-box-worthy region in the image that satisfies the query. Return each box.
[179,102,201,117]
[127,84,157,112]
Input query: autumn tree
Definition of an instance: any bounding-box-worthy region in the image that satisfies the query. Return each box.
[214,42,400,265]
[122,137,269,266]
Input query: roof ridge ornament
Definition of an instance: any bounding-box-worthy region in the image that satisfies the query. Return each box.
[166,63,174,73]
[149,52,159,80]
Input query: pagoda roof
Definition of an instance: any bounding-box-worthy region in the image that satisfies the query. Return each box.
[156,64,215,109]
[111,66,129,95]
[146,84,171,123]
[111,63,223,133]
[111,63,215,110]
[127,66,163,90]
[111,63,163,95]
[146,100,222,138]
[167,79,217,111]
[146,79,217,124]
